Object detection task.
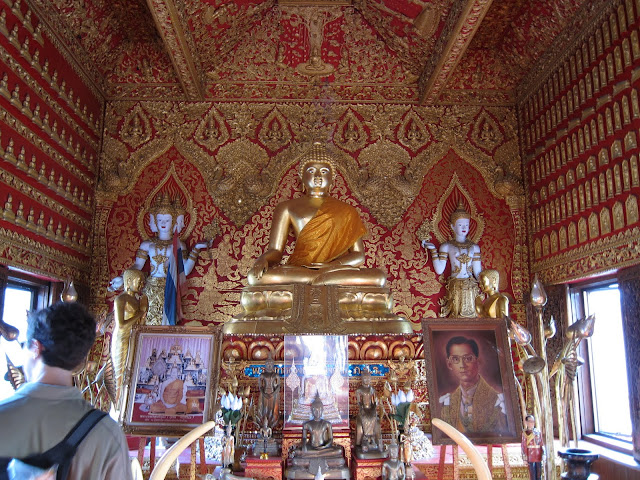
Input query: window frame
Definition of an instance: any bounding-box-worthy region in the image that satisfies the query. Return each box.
[568,274,634,455]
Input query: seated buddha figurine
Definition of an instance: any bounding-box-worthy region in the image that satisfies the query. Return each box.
[475,269,509,318]
[287,394,349,479]
[248,142,386,287]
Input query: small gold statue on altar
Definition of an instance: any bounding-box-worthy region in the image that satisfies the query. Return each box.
[286,394,349,479]
[108,194,210,325]
[422,203,482,317]
[355,369,384,459]
[475,269,509,318]
[381,442,406,480]
[247,142,386,287]
[111,269,148,406]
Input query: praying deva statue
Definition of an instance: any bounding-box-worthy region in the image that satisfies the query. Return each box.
[108,194,209,325]
[422,203,481,317]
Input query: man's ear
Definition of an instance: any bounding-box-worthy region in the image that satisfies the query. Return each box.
[29,339,44,358]
[446,358,453,370]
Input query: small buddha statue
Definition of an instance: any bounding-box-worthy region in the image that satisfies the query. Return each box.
[355,369,384,459]
[112,269,148,406]
[475,269,509,318]
[248,142,386,287]
[257,355,281,428]
[286,394,349,479]
[382,442,406,480]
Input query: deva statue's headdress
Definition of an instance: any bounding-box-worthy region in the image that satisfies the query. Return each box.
[449,202,471,225]
[148,193,186,234]
[298,142,338,180]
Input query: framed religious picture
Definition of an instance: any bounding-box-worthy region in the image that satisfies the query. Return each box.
[421,317,522,445]
[121,325,223,436]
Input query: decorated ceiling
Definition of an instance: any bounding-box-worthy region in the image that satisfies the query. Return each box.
[27,0,604,103]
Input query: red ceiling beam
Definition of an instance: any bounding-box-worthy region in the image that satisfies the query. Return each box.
[146,0,205,101]
[418,0,494,104]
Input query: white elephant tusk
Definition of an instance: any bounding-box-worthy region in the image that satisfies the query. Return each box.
[431,418,492,480]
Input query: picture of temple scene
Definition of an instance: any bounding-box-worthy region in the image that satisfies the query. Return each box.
[129,334,211,425]
[284,335,349,429]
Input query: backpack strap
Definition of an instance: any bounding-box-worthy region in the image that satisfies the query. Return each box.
[18,409,108,480]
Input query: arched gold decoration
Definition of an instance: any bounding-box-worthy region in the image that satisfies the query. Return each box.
[334,108,367,153]
[120,104,152,149]
[194,106,229,151]
[428,173,485,244]
[135,163,196,241]
[259,107,292,152]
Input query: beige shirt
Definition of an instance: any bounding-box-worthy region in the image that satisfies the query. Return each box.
[0,382,132,480]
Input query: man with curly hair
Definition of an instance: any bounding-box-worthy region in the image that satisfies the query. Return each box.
[0,302,132,479]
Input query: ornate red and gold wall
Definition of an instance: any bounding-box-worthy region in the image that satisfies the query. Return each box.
[0,1,102,283]
[95,102,527,329]
[520,0,640,284]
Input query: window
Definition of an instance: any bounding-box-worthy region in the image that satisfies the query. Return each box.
[570,279,633,447]
[0,270,51,401]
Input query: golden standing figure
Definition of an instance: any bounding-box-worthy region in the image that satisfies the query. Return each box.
[422,204,482,317]
[112,269,148,407]
[108,194,210,325]
[475,269,509,318]
[247,142,387,287]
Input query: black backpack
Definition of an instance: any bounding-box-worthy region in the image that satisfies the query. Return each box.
[0,409,107,480]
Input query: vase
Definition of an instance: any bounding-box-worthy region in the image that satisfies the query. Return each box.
[558,448,599,480]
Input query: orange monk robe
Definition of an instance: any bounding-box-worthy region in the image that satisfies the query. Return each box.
[287,197,367,267]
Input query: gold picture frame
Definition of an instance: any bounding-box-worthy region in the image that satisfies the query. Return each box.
[121,325,223,436]
[421,317,522,445]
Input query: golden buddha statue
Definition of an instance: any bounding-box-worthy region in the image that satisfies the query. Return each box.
[475,269,509,318]
[248,142,386,287]
[228,143,411,335]
[112,269,148,407]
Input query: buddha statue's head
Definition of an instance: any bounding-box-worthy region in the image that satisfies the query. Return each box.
[299,143,337,197]
[449,203,471,239]
[123,268,145,293]
[479,269,499,293]
[361,368,371,386]
[311,393,324,420]
[265,354,274,372]
[388,441,399,460]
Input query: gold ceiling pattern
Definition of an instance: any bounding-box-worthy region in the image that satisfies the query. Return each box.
[25,0,601,103]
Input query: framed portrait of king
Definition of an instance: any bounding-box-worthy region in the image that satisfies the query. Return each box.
[121,325,223,436]
[421,317,522,445]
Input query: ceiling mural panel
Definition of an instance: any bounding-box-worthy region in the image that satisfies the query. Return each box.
[22,0,616,103]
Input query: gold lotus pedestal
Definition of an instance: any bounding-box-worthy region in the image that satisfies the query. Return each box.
[224,284,413,335]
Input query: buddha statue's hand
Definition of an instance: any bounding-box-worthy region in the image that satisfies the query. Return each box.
[249,256,270,282]
[108,276,124,292]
